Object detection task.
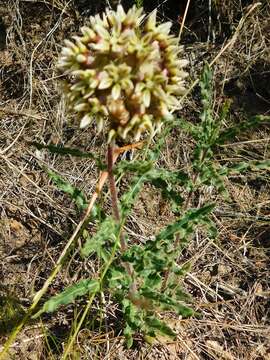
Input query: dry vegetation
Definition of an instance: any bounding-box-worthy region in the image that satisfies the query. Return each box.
[0,0,269,359]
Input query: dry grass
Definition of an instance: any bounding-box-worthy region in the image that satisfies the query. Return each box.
[0,0,269,359]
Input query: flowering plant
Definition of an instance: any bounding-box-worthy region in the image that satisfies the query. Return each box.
[58,5,188,142]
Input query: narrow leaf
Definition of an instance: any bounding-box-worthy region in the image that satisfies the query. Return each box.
[31,142,105,169]
[156,204,215,242]
[81,217,117,258]
[120,175,148,219]
[47,170,87,211]
[33,279,100,317]
[146,317,176,338]
[217,115,270,145]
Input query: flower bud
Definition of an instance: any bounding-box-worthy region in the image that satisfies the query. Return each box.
[58,5,188,142]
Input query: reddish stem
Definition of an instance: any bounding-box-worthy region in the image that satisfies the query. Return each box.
[107,143,126,251]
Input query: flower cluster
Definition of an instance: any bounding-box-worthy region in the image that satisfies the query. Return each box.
[58,5,188,142]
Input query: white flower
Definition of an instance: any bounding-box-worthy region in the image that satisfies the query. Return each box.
[58,5,188,142]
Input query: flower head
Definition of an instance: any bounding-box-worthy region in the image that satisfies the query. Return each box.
[58,5,188,142]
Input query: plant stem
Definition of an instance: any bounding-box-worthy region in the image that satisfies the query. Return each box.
[0,143,143,359]
[107,142,126,251]
[107,142,137,294]
[62,142,143,357]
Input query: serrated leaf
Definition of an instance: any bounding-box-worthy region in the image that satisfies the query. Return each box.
[178,117,200,138]
[107,266,132,292]
[141,289,193,317]
[219,159,270,176]
[198,163,228,196]
[155,204,215,242]
[33,279,99,318]
[143,273,162,288]
[116,160,153,176]
[31,142,105,169]
[147,168,189,185]
[149,173,187,211]
[123,324,134,348]
[81,217,117,258]
[47,170,87,212]
[146,317,176,338]
[122,298,143,328]
[120,175,148,219]
[171,262,191,275]
[174,303,194,317]
[147,119,177,161]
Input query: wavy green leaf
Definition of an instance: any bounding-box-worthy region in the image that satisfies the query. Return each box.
[33,279,100,318]
[31,142,105,169]
[81,217,117,259]
[47,170,87,211]
[155,204,215,242]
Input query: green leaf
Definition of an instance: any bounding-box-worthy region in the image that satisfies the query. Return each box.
[116,160,153,176]
[220,159,270,175]
[191,65,223,171]
[120,175,148,219]
[217,115,270,145]
[171,262,191,275]
[174,303,194,317]
[123,324,134,348]
[253,160,270,170]
[141,289,193,317]
[146,317,176,338]
[122,298,143,328]
[31,142,105,168]
[178,117,200,138]
[81,217,118,259]
[143,273,162,289]
[148,169,189,210]
[218,98,232,124]
[147,118,178,161]
[107,266,132,294]
[47,170,87,211]
[147,168,189,185]
[151,179,183,211]
[198,162,228,196]
[33,279,100,318]
[155,204,215,242]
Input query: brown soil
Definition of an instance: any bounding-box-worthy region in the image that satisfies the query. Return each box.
[0,1,269,359]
